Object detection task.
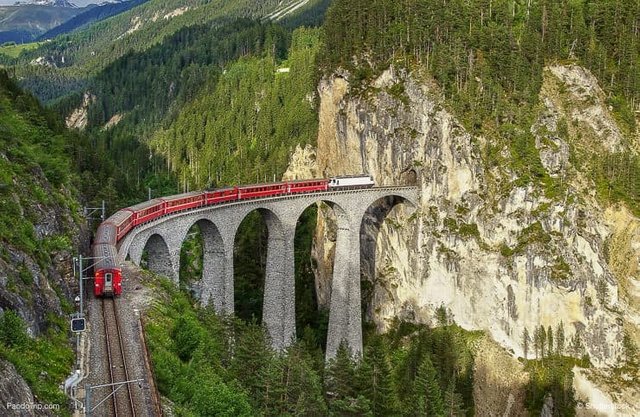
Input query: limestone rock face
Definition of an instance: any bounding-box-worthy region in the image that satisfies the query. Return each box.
[65,92,95,130]
[297,63,640,370]
[0,359,50,417]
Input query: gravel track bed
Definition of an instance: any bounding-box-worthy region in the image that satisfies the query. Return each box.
[86,263,158,417]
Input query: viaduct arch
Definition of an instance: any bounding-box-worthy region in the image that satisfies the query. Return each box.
[118,187,418,358]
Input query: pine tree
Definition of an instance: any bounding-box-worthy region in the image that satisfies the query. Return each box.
[325,341,373,415]
[443,378,466,417]
[357,336,395,415]
[556,322,565,355]
[539,326,547,358]
[229,321,273,405]
[547,326,554,357]
[523,327,530,360]
[414,355,445,416]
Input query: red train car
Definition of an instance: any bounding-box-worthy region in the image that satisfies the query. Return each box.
[106,210,135,242]
[129,199,165,226]
[92,243,122,297]
[161,191,205,215]
[237,182,288,199]
[91,177,362,299]
[288,179,329,193]
[205,187,238,205]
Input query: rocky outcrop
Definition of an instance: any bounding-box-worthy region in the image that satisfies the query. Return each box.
[282,64,640,412]
[0,163,82,337]
[0,359,53,417]
[311,66,631,367]
[65,92,95,130]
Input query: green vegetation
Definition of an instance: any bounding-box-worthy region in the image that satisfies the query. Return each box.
[145,278,483,416]
[321,0,639,208]
[0,69,77,256]
[0,70,84,408]
[0,311,74,414]
[15,0,329,102]
[150,26,322,189]
[524,357,579,416]
[0,41,42,59]
[520,322,589,416]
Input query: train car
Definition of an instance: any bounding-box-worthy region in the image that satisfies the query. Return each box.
[93,223,117,246]
[237,182,288,200]
[328,175,375,189]
[92,243,122,297]
[205,187,238,205]
[129,199,165,226]
[106,210,135,242]
[287,179,329,194]
[161,191,205,216]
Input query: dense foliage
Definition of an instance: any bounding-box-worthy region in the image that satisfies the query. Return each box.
[323,0,639,105]
[0,71,82,411]
[0,311,74,411]
[14,0,328,101]
[0,70,78,256]
[150,27,321,189]
[322,0,640,209]
[146,278,483,416]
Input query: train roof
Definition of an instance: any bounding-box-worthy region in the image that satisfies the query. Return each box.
[286,178,328,184]
[94,223,116,245]
[127,198,165,211]
[236,178,327,189]
[158,191,203,201]
[329,174,373,179]
[92,243,119,270]
[105,209,132,226]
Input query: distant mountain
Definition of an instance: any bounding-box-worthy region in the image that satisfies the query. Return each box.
[19,0,319,72]
[14,0,77,7]
[0,4,81,43]
[38,0,148,40]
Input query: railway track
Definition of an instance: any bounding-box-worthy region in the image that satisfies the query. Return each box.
[102,298,137,417]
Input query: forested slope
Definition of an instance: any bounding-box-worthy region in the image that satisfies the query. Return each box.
[322,0,640,209]
[14,0,327,102]
[0,70,79,409]
[37,0,150,41]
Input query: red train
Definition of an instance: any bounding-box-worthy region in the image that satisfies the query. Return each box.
[92,176,374,297]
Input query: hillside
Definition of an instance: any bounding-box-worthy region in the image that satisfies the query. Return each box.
[37,0,149,40]
[0,0,638,414]
[0,69,81,410]
[0,4,82,43]
[301,0,640,414]
[15,0,325,103]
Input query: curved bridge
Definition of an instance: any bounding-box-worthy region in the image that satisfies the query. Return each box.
[118,186,419,358]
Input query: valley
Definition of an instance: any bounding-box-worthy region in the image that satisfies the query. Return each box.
[0,0,638,415]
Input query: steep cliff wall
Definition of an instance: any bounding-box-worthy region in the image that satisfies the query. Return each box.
[285,66,640,411]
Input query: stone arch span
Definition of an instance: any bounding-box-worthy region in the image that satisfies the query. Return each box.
[142,233,175,281]
[116,186,420,358]
[233,207,292,350]
[360,195,418,327]
[179,218,226,309]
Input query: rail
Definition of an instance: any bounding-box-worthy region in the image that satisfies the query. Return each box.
[102,298,137,417]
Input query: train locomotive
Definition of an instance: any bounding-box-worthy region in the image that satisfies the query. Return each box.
[92,175,374,297]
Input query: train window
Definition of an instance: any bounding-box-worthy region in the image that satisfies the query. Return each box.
[105,273,112,283]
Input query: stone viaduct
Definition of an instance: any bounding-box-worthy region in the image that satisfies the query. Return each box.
[117,187,418,358]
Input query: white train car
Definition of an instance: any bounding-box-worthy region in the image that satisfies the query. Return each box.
[328,175,375,189]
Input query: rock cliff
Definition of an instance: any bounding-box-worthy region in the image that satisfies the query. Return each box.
[286,64,639,413]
